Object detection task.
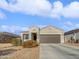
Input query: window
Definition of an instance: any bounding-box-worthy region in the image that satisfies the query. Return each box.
[23,34,29,39]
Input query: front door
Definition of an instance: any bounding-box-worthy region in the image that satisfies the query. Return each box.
[31,33,37,41]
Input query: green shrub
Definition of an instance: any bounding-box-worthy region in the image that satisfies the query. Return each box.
[11,38,22,46]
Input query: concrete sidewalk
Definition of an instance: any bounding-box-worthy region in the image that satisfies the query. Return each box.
[60,44,79,50]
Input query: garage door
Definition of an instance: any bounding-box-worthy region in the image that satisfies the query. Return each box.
[40,34,60,43]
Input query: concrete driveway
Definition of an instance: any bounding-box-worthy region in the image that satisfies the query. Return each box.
[40,44,79,59]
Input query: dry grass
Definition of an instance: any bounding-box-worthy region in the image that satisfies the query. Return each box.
[0,43,39,59]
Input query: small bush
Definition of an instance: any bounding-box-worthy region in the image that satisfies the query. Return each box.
[11,38,22,46]
[22,40,39,48]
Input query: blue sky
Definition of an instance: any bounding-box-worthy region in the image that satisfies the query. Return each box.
[0,0,79,34]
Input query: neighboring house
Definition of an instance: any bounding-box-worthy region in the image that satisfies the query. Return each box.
[21,25,64,43]
[64,29,79,43]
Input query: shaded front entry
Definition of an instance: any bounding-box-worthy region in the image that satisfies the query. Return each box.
[31,33,37,41]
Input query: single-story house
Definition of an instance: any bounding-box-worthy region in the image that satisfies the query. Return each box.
[64,29,79,43]
[21,25,64,43]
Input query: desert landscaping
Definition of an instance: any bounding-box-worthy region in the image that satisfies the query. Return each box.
[0,43,39,59]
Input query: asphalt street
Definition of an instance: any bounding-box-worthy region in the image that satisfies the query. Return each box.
[40,44,79,59]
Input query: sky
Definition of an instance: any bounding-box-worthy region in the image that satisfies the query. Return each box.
[0,0,79,34]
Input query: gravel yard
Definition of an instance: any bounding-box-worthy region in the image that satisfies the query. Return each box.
[0,43,39,59]
[0,43,13,49]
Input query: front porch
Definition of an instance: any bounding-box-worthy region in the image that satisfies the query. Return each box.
[21,26,40,43]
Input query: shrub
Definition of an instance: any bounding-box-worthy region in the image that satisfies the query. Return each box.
[11,38,22,46]
[22,40,39,48]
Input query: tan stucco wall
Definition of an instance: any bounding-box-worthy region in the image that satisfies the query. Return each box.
[40,26,64,34]
[40,26,64,43]
[29,26,40,43]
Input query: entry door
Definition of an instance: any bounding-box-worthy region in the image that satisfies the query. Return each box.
[31,33,37,41]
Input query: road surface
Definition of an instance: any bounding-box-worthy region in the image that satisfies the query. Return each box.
[40,44,79,59]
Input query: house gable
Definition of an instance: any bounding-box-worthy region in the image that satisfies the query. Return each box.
[40,25,64,34]
[29,26,39,33]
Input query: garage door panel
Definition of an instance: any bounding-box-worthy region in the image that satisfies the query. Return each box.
[40,34,60,43]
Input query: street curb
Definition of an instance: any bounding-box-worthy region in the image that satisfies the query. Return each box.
[60,44,79,50]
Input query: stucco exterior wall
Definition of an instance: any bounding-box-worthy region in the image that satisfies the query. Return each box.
[21,25,64,43]
[40,26,63,34]
[76,32,79,40]
[29,26,40,43]
[40,26,64,43]
[65,32,79,40]
[65,34,74,40]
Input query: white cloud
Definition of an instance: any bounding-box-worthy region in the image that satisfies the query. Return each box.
[63,21,79,31]
[51,1,63,18]
[76,24,79,28]
[0,25,28,33]
[0,11,6,19]
[62,1,79,18]
[37,25,47,28]
[0,0,79,18]
[64,21,74,26]
[0,0,52,16]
